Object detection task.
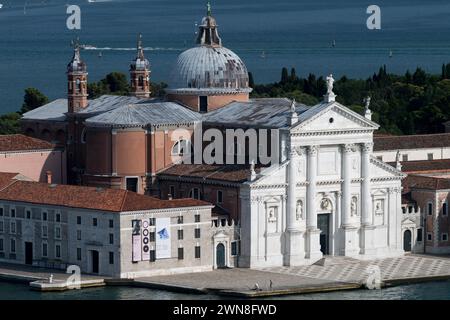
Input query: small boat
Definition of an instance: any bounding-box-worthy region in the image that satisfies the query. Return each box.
[389,50,393,58]
[331,40,336,48]
[98,52,103,58]
[260,51,266,59]
[0,4,3,9]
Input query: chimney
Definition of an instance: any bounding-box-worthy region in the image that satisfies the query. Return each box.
[46,171,52,184]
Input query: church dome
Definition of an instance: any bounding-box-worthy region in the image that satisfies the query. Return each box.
[169,46,250,94]
[167,4,251,95]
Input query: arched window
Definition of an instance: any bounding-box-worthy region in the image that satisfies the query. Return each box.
[76,79,81,92]
[171,140,192,156]
[41,129,51,141]
[138,76,144,88]
[189,188,200,200]
[80,128,87,144]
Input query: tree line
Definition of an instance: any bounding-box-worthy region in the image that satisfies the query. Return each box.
[3,65,450,135]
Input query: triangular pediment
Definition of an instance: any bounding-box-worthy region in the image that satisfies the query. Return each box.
[371,156,406,178]
[292,102,379,132]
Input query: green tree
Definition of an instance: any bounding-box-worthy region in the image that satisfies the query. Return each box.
[281,67,289,84]
[248,72,255,88]
[20,88,49,114]
[0,112,21,135]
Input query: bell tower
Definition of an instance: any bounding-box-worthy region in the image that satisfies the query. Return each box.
[130,34,151,98]
[67,39,88,113]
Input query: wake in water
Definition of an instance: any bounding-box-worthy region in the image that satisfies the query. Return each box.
[81,46,183,52]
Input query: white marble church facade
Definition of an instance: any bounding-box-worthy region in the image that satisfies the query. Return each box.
[239,87,406,268]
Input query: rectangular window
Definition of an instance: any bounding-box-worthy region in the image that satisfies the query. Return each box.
[10,239,16,253]
[169,186,175,198]
[195,246,201,259]
[195,228,201,239]
[109,219,114,228]
[177,229,184,240]
[77,216,81,225]
[177,216,184,224]
[109,233,114,245]
[150,232,155,242]
[217,190,223,204]
[427,233,433,241]
[195,214,201,223]
[42,211,47,221]
[55,213,61,223]
[77,248,81,261]
[92,218,98,227]
[26,210,31,219]
[0,238,3,252]
[0,221,3,233]
[109,252,114,265]
[10,221,16,234]
[199,96,208,113]
[402,154,408,162]
[231,241,240,256]
[150,250,156,262]
[178,247,184,260]
[149,218,155,226]
[0,207,3,216]
[428,203,433,216]
[428,153,434,160]
[10,209,15,218]
[417,229,423,242]
[42,243,48,257]
[442,233,449,241]
[55,244,61,259]
[42,225,48,238]
[190,188,200,200]
[377,156,383,161]
[76,229,81,241]
[126,177,138,193]
[443,203,448,216]
[55,226,61,240]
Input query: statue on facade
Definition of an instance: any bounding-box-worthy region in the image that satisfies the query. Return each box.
[351,197,358,216]
[296,200,303,220]
[326,74,335,94]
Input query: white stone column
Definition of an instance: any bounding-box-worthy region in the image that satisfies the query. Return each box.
[285,146,305,266]
[306,146,318,229]
[306,145,322,261]
[341,144,354,227]
[361,143,373,226]
[287,149,298,231]
[341,144,359,257]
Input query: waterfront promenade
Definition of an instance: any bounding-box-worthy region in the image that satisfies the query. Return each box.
[1,254,449,297]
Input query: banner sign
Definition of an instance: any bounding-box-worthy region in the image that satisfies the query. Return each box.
[132,220,142,262]
[156,217,171,259]
[142,219,150,261]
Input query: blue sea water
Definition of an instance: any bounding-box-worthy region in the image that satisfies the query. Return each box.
[1,0,450,114]
[0,280,449,300]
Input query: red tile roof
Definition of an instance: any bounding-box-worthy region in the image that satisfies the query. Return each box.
[0,172,19,190]
[159,164,263,183]
[389,159,450,174]
[403,174,450,191]
[374,133,450,151]
[0,172,211,212]
[0,134,56,152]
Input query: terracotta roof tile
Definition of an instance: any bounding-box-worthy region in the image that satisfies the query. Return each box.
[389,159,450,174]
[0,172,19,190]
[374,133,450,151]
[0,134,56,152]
[403,174,450,191]
[159,164,263,183]
[0,178,211,213]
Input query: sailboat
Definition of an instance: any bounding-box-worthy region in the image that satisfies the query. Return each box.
[98,51,103,58]
[389,50,393,58]
[260,51,266,59]
[331,39,336,48]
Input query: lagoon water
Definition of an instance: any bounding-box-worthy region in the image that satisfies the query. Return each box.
[0,280,449,300]
[1,0,450,113]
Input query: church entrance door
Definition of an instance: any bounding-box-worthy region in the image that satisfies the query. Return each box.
[216,243,226,268]
[318,213,330,255]
[403,230,412,252]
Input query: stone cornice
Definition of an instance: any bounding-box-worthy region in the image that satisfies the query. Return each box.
[157,175,242,188]
[291,128,374,137]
